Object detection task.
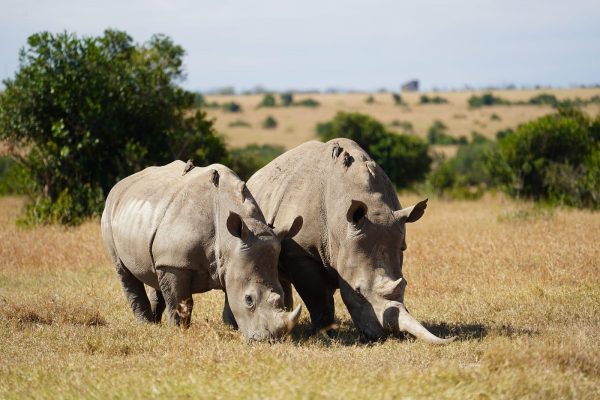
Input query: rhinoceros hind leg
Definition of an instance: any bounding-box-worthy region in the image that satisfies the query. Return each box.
[148,287,166,323]
[286,258,336,334]
[156,266,194,327]
[115,262,154,322]
[222,294,239,330]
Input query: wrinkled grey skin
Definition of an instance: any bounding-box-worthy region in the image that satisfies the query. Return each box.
[224,139,454,344]
[101,161,303,342]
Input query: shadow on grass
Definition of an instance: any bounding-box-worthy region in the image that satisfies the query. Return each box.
[288,320,538,346]
[422,322,539,341]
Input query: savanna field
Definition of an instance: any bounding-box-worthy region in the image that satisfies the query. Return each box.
[1,89,600,399]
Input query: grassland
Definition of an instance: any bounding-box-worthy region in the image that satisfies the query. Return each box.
[204,88,600,150]
[1,192,599,399]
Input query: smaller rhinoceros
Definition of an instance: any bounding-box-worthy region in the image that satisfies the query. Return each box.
[101,161,303,342]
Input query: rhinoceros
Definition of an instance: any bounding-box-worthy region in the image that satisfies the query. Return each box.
[223,139,454,344]
[101,161,303,342]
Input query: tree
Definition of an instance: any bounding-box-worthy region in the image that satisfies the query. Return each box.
[0,30,228,225]
[495,108,599,208]
[317,112,431,188]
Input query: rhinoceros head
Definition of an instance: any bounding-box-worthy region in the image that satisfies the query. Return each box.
[328,157,453,344]
[223,211,303,342]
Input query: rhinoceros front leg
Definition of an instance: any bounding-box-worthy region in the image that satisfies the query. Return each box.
[156,266,194,327]
[115,262,154,323]
[222,293,239,330]
[281,278,294,311]
[284,257,336,335]
[148,287,166,323]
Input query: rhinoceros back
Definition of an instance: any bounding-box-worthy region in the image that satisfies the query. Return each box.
[247,139,400,262]
[101,161,237,289]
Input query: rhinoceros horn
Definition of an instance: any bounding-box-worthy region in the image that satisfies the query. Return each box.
[390,301,456,345]
[285,304,302,332]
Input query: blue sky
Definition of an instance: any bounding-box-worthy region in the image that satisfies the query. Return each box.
[1,0,599,92]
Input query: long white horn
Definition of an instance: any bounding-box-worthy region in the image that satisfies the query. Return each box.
[285,304,302,332]
[396,303,455,345]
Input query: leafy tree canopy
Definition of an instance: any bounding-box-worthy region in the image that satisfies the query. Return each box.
[0,30,228,224]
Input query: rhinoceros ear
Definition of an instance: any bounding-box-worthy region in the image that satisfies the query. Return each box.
[226,211,250,241]
[394,198,428,223]
[273,215,303,240]
[346,200,368,226]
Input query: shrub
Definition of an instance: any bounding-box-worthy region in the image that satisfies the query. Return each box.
[228,119,251,128]
[222,102,242,112]
[420,95,448,104]
[0,156,33,195]
[0,30,228,225]
[392,93,403,105]
[365,95,375,104]
[528,93,559,107]
[468,93,510,108]
[490,113,502,121]
[389,120,414,133]
[230,144,284,181]
[194,92,205,107]
[294,98,320,107]
[426,140,497,199]
[494,108,599,208]
[262,116,278,129]
[259,93,276,107]
[317,112,431,187]
[427,120,466,145]
[280,92,294,106]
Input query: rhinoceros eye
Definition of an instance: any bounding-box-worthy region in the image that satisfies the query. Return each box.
[244,294,254,309]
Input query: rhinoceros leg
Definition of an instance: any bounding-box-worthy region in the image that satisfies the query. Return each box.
[280,278,294,311]
[284,257,336,334]
[156,266,194,326]
[222,293,239,329]
[115,262,154,322]
[148,287,166,323]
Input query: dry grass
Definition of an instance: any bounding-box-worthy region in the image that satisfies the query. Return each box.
[204,88,600,150]
[1,194,599,399]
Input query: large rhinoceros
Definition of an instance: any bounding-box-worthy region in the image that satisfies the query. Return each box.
[101,161,303,342]
[224,139,454,344]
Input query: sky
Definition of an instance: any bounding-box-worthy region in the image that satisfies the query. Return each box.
[1,0,599,92]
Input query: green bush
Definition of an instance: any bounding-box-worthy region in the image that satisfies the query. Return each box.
[280,92,294,107]
[494,108,599,208]
[528,93,559,107]
[194,92,205,107]
[228,119,251,128]
[262,116,278,129]
[259,93,276,107]
[392,93,403,105]
[365,95,375,104]
[222,102,242,112]
[0,30,228,225]
[427,120,466,145]
[317,112,431,188]
[468,93,510,108]
[420,95,448,104]
[294,98,320,107]
[0,156,33,195]
[389,120,414,133]
[426,140,497,199]
[230,144,284,181]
